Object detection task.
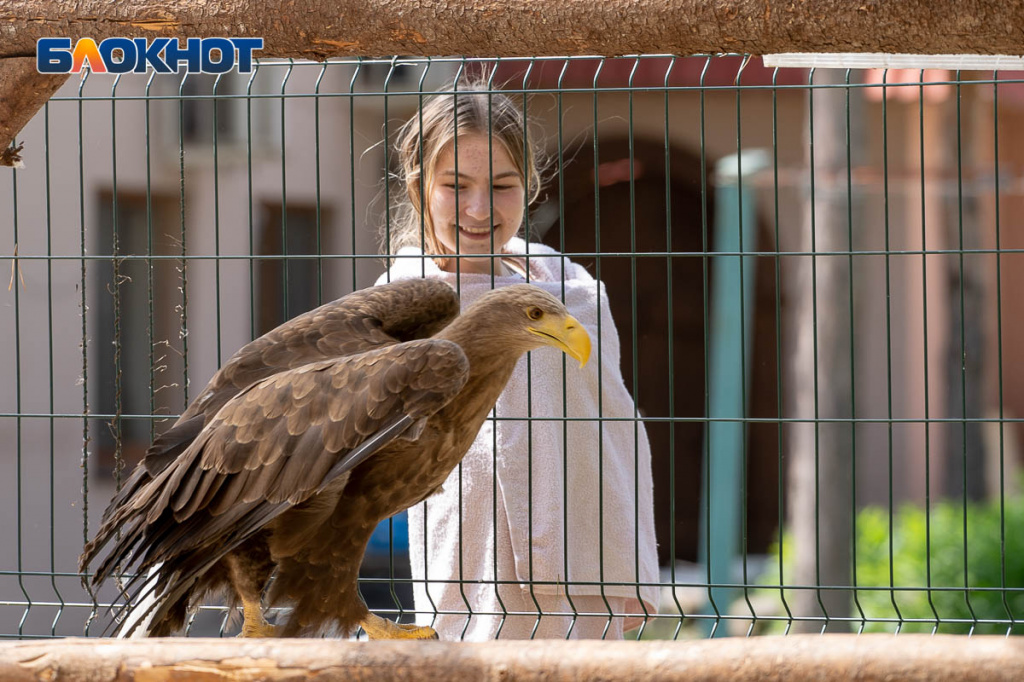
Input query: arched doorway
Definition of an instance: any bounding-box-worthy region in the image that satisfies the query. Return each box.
[537,137,781,564]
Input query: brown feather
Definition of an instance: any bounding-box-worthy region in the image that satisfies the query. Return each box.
[178,471,227,519]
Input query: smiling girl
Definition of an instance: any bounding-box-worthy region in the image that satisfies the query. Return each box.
[376,80,658,641]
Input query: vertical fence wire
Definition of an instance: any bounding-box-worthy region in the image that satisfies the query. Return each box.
[734,54,754,635]
[845,69,866,633]
[78,69,95,637]
[880,69,899,633]
[770,65,793,635]
[12,101,26,638]
[626,57,647,636]
[44,102,65,637]
[212,73,224,369]
[562,58,582,635]
[954,74,979,633]
[917,69,937,630]
[697,55,715,634]
[177,75,189,412]
[807,66,823,631]
[663,56,685,640]
[992,73,1012,635]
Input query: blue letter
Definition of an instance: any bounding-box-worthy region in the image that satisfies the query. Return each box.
[37,37,72,74]
[134,37,172,73]
[200,37,234,73]
[231,38,262,73]
[99,37,136,74]
[165,37,202,73]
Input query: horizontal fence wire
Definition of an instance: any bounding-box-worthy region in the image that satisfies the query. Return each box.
[2,54,1023,639]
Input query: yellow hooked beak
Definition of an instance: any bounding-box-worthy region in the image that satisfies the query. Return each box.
[528,314,591,368]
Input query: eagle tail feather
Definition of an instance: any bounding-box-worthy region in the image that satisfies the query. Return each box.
[116,564,162,638]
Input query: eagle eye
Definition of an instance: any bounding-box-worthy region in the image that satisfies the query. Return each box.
[527,306,544,321]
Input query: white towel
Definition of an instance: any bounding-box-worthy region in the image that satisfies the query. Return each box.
[376,238,659,640]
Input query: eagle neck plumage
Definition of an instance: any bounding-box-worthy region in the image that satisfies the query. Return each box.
[435,311,521,424]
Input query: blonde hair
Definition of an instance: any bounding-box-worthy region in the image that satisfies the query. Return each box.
[384,80,543,269]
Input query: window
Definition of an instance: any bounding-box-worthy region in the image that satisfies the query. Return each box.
[256,203,327,334]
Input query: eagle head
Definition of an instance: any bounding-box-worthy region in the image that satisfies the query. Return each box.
[469,284,591,368]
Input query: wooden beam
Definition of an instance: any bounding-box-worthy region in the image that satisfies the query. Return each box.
[1,635,1023,681]
[3,0,1023,61]
[3,0,1023,161]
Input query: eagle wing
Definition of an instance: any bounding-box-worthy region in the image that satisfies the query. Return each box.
[103,279,459,522]
[81,338,468,632]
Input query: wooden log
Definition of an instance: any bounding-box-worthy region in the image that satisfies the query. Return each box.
[3,0,1024,61]
[2,635,1024,681]
[2,0,1024,158]
[0,57,68,166]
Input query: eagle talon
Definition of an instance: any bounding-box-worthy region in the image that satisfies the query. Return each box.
[239,620,278,638]
[360,612,438,640]
[239,598,278,637]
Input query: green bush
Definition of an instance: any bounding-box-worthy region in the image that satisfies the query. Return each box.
[757,493,1024,634]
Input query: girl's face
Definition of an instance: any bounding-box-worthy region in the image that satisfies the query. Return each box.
[427,133,525,274]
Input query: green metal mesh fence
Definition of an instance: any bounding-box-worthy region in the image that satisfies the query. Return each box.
[2,55,1023,639]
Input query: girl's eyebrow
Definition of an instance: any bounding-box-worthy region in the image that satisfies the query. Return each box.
[439,169,520,180]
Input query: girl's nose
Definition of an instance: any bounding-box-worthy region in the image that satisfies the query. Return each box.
[462,189,491,220]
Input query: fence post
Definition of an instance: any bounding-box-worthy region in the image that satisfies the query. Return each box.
[699,149,769,636]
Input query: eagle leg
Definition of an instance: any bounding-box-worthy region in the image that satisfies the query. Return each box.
[359,612,438,640]
[240,597,277,638]
[224,540,277,638]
